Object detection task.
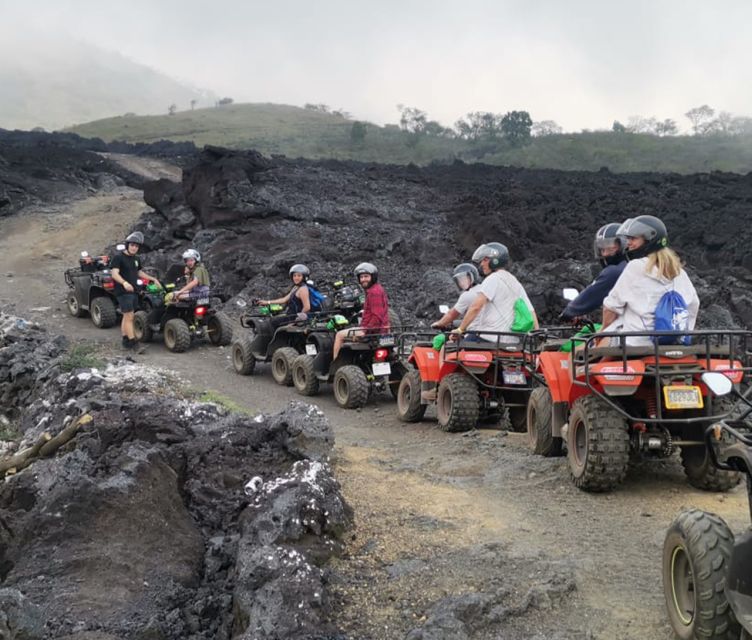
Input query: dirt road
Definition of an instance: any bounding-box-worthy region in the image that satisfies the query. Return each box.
[1,156,748,639]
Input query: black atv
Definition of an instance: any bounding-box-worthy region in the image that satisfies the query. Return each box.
[133,264,233,352]
[663,371,752,640]
[290,323,407,409]
[231,302,312,384]
[64,251,120,328]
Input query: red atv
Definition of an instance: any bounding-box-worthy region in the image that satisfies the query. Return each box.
[527,328,752,492]
[396,330,534,432]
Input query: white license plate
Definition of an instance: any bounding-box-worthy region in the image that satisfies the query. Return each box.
[372,362,391,376]
[502,370,527,385]
[379,335,395,347]
[306,344,318,356]
[196,298,210,305]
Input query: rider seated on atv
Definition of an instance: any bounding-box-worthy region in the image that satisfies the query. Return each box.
[432,263,482,329]
[602,215,699,347]
[257,264,313,328]
[332,262,389,360]
[560,223,627,322]
[452,242,538,342]
[165,249,210,304]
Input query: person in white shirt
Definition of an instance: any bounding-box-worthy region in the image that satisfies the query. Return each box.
[453,242,538,342]
[431,263,482,329]
[602,215,699,347]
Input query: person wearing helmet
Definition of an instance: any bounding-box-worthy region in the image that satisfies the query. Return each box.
[453,242,537,342]
[110,231,161,350]
[166,248,210,304]
[432,263,483,329]
[332,262,390,360]
[258,264,313,327]
[602,215,699,346]
[560,223,628,321]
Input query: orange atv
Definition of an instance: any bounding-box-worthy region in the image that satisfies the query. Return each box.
[526,328,752,493]
[396,330,534,432]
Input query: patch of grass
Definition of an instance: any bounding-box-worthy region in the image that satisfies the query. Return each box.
[197,390,254,416]
[0,420,20,442]
[60,344,105,372]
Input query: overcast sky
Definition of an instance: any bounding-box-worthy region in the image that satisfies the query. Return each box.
[3,0,751,131]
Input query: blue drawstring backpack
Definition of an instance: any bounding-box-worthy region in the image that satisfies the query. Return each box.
[307,285,327,311]
[653,289,691,345]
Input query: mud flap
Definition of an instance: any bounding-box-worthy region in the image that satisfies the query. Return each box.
[552,401,568,438]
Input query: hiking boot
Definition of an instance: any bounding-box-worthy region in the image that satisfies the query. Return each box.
[121,335,130,348]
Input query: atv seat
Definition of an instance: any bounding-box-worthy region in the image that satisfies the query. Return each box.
[574,343,733,363]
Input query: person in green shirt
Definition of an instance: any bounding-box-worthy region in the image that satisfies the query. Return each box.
[167,248,211,303]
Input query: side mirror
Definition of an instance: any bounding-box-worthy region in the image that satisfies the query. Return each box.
[701,371,733,397]
[235,298,247,308]
[116,244,126,251]
[562,288,579,301]
[439,304,450,314]
[80,250,89,258]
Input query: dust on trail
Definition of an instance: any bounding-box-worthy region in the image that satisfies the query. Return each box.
[2,153,750,639]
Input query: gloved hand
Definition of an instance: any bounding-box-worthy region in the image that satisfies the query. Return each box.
[296,312,308,321]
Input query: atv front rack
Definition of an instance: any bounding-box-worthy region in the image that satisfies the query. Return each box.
[572,329,752,425]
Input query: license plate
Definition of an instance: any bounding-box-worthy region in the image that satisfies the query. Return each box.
[196,298,210,305]
[379,335,395,347]
[664,385,704,410]
[502,370,527,385]
[372,362,391,377]
[306,344,318,356]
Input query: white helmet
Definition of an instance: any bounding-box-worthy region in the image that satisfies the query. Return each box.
[182,249,201,262]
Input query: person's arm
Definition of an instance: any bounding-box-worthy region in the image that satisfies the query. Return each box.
[137,270,162,289]
[563,268,621,319]
[456,293,489,333]
[111,266,134,292]
[298,286,311,314]
[263,291,292,305]
[178,276,199,295]
[433,308,459,329]
[602,306,618,329]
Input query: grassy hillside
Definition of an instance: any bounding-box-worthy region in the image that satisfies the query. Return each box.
[68,103,752,174]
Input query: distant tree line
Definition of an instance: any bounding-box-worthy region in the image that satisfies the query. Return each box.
[612,105,752,137]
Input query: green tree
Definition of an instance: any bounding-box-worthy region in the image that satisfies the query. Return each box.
[500,110,533,146]
[531,120,562,136]
[350,121,367,144]
[685,105,714,135]
[168,103,177,116]
[612,120,627,133]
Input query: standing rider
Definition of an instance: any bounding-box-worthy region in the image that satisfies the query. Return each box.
[560,222,627,321]
[453,242,538,341]
[432,263,483,329]
[332,262,390,360]
[110,231,161,350]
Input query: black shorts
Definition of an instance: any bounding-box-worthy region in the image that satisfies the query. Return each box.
[117,293,138,313]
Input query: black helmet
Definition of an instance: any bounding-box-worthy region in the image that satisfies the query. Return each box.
[125,231,144,246]
[354,262,378,285]
[471,242,509,270]
[452,263,481,291]
[617,215,668,260]
[289,264,310,280]
[593,223,626,267]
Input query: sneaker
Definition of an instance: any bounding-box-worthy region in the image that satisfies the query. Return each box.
[121,336,130,348]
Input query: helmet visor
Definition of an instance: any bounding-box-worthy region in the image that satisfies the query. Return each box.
[452,272,473,291]
[471,244,492,264]
[617,218,656,241]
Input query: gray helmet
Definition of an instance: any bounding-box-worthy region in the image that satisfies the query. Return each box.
[617,215,668,259]
[289,264,310,279]
[354,262,378,285]
[125,231,144,246]
[182,248,201,262]
[471,242,509,270]
[452,263,481,291]
[593,223,626,267]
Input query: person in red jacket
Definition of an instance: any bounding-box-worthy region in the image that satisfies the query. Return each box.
[332,262,390,360]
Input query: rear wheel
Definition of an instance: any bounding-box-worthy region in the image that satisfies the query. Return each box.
[133,310,153,342]
[662,509,738,640]
[271,347,299,386]
[680,446,741,492]
[527,387,555,456]
[333,365,369,409]
[207,312,233,346]
[164,318,191,353]
[436,373,479,432]
[567,395,629,492]
[292,354,320,396]
[66,292,86,318]
[231,336,256,375]
[90,296,117,328]
[397,369,426,423]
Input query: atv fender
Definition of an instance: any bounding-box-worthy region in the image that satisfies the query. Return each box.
[409,346,443,382]
[538,352,572,403]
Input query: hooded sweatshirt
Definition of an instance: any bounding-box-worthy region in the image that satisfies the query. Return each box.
[603,257,700,346]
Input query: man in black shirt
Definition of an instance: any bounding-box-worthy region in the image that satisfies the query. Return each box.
[111,231,161,350]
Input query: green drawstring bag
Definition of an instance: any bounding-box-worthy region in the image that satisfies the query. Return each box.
[560,323,603,353]
[511,298,535,332]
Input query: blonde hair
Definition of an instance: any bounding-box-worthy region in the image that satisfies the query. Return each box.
[646,247,682,280]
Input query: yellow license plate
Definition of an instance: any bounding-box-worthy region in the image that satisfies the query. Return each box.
[663,385,704,410]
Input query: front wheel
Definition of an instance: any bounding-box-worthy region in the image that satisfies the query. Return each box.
[436,373,479,432]
[527,387,555,456]
[662,509,738,640]
[333,365,369,409]
[133,310,153,343]
[566,395,629,492]
[292,354,320,396]
[680,445,741,492]
[271,347,299,386]
[397,369,426,423]
[90,296,117,328]
[164,318,191,353]
[232,336,256,375]
[207,312,233,346]
[66,292,87,318]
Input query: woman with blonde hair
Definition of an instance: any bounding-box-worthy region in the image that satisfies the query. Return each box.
[602,215,699,346]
